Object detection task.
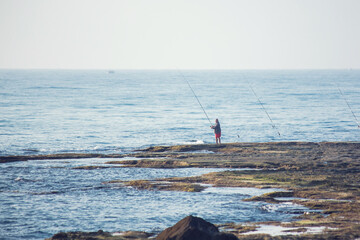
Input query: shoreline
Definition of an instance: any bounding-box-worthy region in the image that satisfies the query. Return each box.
[1,141,359,163]
[2,142,360,239]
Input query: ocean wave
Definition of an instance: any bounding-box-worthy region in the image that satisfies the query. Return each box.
[14,177,37,182]
[260,202,308,214]
[181,139,206,145]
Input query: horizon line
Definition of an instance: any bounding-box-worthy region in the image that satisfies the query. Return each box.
[0,68,359,71]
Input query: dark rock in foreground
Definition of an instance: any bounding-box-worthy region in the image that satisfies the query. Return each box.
[46,216,237,240]
[156,215,238,240]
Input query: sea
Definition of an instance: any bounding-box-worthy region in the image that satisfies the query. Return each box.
[0,69,359,239]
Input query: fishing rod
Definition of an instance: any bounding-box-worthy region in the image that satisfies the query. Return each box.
[337,86,360,128]
[249,85,281,136]
[178,70,213,126]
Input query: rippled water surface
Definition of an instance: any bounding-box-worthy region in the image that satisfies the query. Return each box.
[1,70,359,156]
[0,159,310,240]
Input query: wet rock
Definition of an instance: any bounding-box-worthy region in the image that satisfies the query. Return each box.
[47,230,111,240]
[114,231,154,238]
[51,232,68,239]
[106,159,192,168]
[108,179,206,192]
[47,230,154,240]
[156,215,238,240]
[72,166,111,170]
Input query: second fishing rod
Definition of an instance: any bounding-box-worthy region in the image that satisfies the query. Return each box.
[178,70,213,126]
[179,70,281,138]
[249,84,281,136]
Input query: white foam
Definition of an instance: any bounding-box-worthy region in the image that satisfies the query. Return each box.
[243,224,334,236]
[181,140,205,145]
[203,187,283,197]
[187,150,214,154]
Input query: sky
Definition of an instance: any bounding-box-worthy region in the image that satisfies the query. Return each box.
[0,0,359,69]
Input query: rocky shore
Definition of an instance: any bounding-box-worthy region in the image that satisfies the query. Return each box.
[2,142,360,239]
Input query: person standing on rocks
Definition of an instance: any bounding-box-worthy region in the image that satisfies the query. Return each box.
[211,119,221,144]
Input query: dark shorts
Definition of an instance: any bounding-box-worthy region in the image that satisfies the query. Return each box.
[215,133,221,138]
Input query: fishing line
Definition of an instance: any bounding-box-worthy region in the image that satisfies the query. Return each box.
[178,70,213,126]
[249,85,281,136]
[337,86,360,128]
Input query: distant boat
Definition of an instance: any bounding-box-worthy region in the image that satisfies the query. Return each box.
[108,70,115,74]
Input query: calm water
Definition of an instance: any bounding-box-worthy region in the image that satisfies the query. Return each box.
[0,70,359,239]
[1,70,359,156]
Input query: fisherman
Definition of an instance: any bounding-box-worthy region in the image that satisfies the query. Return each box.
[210,119,221,144]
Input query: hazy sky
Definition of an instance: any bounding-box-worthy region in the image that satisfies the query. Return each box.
[0,0,359,69]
